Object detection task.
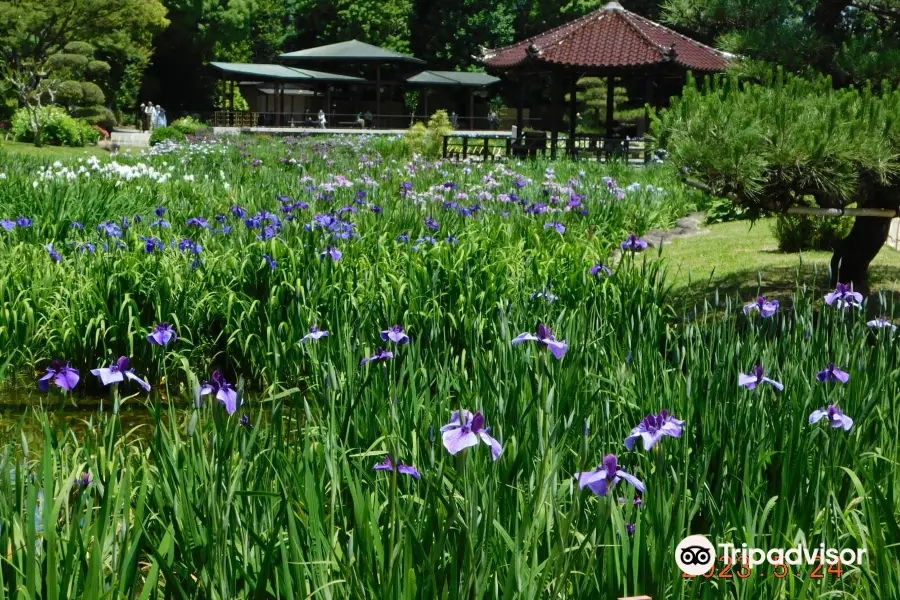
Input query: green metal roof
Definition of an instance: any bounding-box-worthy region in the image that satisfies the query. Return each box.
[405,70,500,87]
[280,40,425,64]
[210,62,366,82]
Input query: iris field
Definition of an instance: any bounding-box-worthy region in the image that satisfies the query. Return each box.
[0,136,897,599]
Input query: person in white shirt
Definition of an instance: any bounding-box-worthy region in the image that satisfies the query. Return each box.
[318,109,326,129]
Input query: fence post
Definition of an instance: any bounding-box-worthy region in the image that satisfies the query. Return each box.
[443,135,449,159]
[462,137,469,159]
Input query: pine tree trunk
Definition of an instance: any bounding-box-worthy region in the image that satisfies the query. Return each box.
[829,181,899,296]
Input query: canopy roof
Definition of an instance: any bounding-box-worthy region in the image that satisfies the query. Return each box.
[280,40,426,65]
[210,62,365,82]
[481,2,731,72]
[405,70,499,87]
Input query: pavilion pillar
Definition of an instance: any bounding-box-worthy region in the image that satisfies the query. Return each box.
[422,88,428,121]
[228,80,235,126]
[375,65,381,128]
[606,75,616,136]
[516,79,524,141]
[642,76,655,136]
[468,89,475,130]
[568,76,578,157]
[550,75,563,159]
[275,83,281,126]
[325,86,332,126]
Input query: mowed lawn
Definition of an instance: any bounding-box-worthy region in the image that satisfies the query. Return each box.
[0,140,108,161]
[656,218,900,302]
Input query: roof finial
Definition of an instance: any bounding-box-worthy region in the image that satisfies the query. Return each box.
[604,1,624,10]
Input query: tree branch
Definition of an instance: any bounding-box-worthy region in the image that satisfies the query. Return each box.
[850,1,900,19]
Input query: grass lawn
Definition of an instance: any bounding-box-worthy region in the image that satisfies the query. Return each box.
[657,218,900,303]
[0,139,107,161]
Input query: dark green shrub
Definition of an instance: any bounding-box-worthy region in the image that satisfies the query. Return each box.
[63,41,94,56]
[79,82,105,106]
[10,106,98,146]
[57,81,84,106]
[149,126,186,146]
[85,60,111,79]
[46,53,88,75]
[704,196,750,224]
[72,105,116,131]
[772,214,853,252]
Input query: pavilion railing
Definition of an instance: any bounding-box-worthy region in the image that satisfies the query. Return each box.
[441,132,651,163]
[208,111,535,131]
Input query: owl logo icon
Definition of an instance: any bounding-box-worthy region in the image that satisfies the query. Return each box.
[675,535,716,576]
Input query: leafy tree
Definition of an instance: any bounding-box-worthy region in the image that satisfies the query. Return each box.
[46,42,115,130]
[662,0,900,86]
[410,0,516,70]
[3,62,60,147]
[652,71,900,294]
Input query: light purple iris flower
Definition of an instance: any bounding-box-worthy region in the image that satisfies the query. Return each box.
[744,296,779,318]
[320,246,342,262]
[511,323,568,360]
[301,326,329,343]
[38,360,80,392]
[624,410,685,451]
[575,454,645,497]
[809,404,854,431]
[200,370,239,414]
[867,318,897,331]
[817,363,850,384]
[361,348,394,365]
[544,222,565,235]
[381,325,409,344]
[90,356,151,391]
[262,253,277,270]
[46,243,62,262]
[738,365,784,390]
[147,322,177,346]
[1,219,15,230]
[824,283,863,309]
[590,263,612,276]
[620,234,648,252]
[373,454,421,479]
[441,410,502,460]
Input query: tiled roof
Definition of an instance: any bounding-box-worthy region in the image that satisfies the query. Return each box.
[481,2,731,72]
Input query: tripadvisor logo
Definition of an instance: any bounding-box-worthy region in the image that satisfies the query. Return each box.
[675,534,868,576]
[675,535,716,576]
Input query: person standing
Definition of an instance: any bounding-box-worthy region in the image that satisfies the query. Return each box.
[144,103,156,131]
[450,111,458,128]
[139,103,147,131]
[317,109,326,129]
[155,105,167,128]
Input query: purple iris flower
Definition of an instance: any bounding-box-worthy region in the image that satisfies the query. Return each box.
[151,219,171,228]
[71,221,83,230]
[231,205,247,218]
[544,222,566,235]
[187,217,210,229]
[97,221,122,238]
[300,326,329,343]
[90,356,151,391]
[77,242,96,254]
[624,410,685,451]
[425,216,440,231]
[16,217,32,228]
[626,523,637,536]
[744,296,780,318]
[1,219,15,230]
[817,363,850,384]
[240,414,253,429]
[738,365,784,390]
[590,263,612,277]
[75,472,92,487]
[200,370,239,414]
[361,348,394,365]
[397,233,410,244]
[381,325,409,344]
[244,216,261,229]
[825,283,863,309]
[621,234,648,252]
[147,322,177,346]
[38,360,80,392]
[867,318,897,331]
[441,410,502,460]
[141,236,164,253]
[511,323,568,360]
[446,235,458,244]
[262,253,277,270]
[576,454,645,497]
[46,243,62,262]
[321,246,342,262]
[373,454,421,479]
[257,226,277,241]
[215,214,227,223]
[178,239,202,255]
[133,215,143,224]
[155,206,167,217]
[809,404,854,431]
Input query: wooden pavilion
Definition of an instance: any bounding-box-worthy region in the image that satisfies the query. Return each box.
[480,1,732,157]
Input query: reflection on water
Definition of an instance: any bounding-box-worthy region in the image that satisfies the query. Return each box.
[0,386,184,441]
